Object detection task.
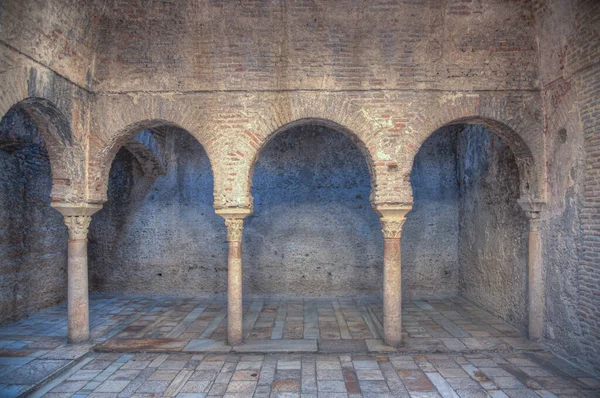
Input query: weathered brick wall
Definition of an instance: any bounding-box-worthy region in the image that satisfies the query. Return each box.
[89,90,546,209]
[535,0,600,376]
[0,43,92,202]
[93,0,538,93]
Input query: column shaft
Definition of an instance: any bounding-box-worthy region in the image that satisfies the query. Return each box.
[219,214,248,346]
[528,219,544,339]
[228,239,243,345]
[383,237,402,346]
[68,238,90,343]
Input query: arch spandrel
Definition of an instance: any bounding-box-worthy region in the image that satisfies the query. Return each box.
[224,95,398,210]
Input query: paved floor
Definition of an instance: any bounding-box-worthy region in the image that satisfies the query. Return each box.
[0,295,597,397]
[29,352,600,397]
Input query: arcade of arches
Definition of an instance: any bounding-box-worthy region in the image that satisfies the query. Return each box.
[0,0,599,395]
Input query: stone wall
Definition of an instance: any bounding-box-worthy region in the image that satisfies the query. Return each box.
[89,124,462,298]
[534,0,600,376]
[0,108,68,325]
[93,0,537,92]
[0,0,101,89]
[457,125,528,333]
[89,130,227,296]
[405,127,460,297]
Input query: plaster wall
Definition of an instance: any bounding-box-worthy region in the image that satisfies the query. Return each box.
[457,125,528,333]
[0,108,68,324]
[90,124,465,297]
[88,130,227,296]
[405,127,460,297]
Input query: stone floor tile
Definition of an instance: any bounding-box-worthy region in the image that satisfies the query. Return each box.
[96,379,131,393]
[226,380,257,393]
[455,389,490,398]
[317,369,344,380]
[176,393,207,398]
[277,360,301,370]
[352,360,379,370]
[317,380,347,392]
[358,380,391,393]
[232,369,260,381]
[355,369,385,380]
[491,376,525,389]
[0,359,70,385]
[409,392,443,398]
[502,389,540,398]
[180,380,211,393]
[50,380,88,392]
[136,380,170,394]
[272,379,301,392]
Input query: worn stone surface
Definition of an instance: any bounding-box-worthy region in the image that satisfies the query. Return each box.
[89,130,227,296]
[457,126,528,334]
[0,107,68,325]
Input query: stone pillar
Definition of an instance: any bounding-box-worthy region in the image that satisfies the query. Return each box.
[517,199,546,340]
[216,208,252,346]
[374,204,412,346]
[51,202,102,344]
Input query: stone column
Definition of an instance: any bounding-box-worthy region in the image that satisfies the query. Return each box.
[517,199,546,340]
[216,208,252,346]
[51,202,102,344]
[374,205,412,346]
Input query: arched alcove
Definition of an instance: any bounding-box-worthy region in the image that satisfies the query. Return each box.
[88,125,227,296]
[0,105,68,324]
[244,122,383,297]
[407,124,528,332]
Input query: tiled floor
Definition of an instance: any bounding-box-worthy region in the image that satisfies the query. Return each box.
[31,351,600,397]
[0,295,597,397]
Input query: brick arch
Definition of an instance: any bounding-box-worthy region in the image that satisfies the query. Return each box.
[247,118,378,204]
[405,99,544,202]
[91,119,216,204]
[230,95,389,209]
[0,97,82,202]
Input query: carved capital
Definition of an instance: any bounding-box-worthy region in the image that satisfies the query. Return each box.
[51,202,102,241]
[374,204,412,239]
[63,215,93,240]
[215,207,252,242]
[517,198,545,232]
[381,218,406,239]
[524,211,541,232]
[224,218,245,242]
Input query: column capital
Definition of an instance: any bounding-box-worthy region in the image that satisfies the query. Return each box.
[373,204,413,239]
[216,208,252,242]
[517,198,546,232]
[215,207,253,220]
[51,202,102,240]
[517,198,546,215]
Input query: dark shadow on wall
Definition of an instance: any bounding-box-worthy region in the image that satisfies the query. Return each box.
[0,108,68,324]
[89,129,227,296]
[408,124,528,333]
[244,125,383,297]
[457,125,528,333]
[405,126,461,297]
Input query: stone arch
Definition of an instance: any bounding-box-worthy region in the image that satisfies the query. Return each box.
[232,95,389,209]
[0,97,81,202]
[247,118,378,207]
[92,119,215,203]
[405,98,544,203]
